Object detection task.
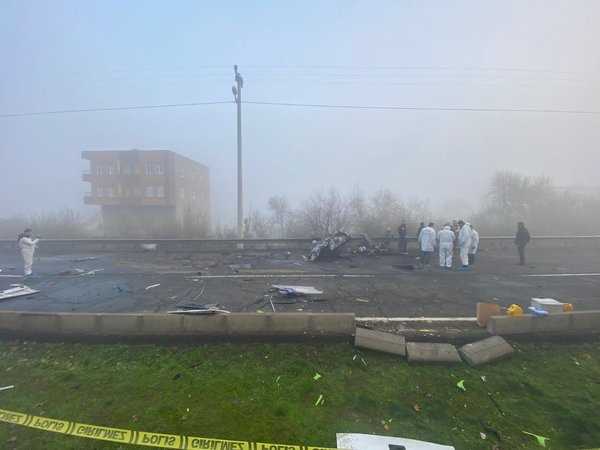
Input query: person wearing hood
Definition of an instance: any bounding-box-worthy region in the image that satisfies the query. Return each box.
[457,220,472,269]
[418,222,437,267]
[515,221,531,265]
[437,224,455,269]
[397,223,408,254]
[17,228,39,277]
[469,226,480,265]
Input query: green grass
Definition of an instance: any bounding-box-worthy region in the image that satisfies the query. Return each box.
[0,340,599,450]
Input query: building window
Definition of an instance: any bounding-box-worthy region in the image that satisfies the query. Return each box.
[145,163,164,176]
[145,186,154,198]
[156,186,165,198]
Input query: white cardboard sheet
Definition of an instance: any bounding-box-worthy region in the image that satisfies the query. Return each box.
[336,433,455,450]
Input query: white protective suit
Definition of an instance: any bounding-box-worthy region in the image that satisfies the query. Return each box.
[418,226,437,252]
[437,226,455,268]
[470,229,480,255]
[18,237,39,276]
[458,223,473,267]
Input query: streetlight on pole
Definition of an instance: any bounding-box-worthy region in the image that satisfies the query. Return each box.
[232,65,244,238]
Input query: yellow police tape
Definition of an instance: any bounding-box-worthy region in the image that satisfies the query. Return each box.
[0,408,341,450]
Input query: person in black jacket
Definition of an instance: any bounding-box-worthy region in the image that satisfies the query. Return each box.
[515,222,531,265]
[397,223,408,253]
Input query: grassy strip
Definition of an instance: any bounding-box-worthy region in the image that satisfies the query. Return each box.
[0,340,598,449]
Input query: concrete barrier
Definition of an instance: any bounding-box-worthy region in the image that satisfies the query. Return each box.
[0,311,355,341]
[487,310,600,336]
[1,236,598,255]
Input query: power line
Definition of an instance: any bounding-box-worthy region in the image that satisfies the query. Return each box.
[2,99,600,118]
[243,101,600,115]
[0,101,232,118]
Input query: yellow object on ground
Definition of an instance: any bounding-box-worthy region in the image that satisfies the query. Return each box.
[506,304,524,316]
[563,303,574,312]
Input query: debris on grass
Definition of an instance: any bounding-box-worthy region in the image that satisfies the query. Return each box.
[413,404,420,412]
[314,394,324,407]
[313,372,322,381]
[456,380,466,391]
[0,385,15,392]
[522,431,550,447]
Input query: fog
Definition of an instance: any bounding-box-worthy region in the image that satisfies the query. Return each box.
[1,0,600,230]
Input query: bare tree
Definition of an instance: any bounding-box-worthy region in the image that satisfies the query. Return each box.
[299,188,350,237]
[268,195,290,238]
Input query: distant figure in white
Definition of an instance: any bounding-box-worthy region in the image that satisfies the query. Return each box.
[469,226,480,265]
[457,220,473,269]
[17,228,39,277]
[418,222,437,267]
[437,224,455,269]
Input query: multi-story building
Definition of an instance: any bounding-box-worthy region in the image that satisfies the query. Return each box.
[82,149,210,237]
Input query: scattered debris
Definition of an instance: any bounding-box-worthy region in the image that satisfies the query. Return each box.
[479,432,486,440]
[271,285,323,296]
[58,268,85,276]
[140,243,157,251]
[355,298,370,303]
[313,372,322,381]
[81,269,104,276]
[308,231,351,261]
[352,353,368,367]
[70,256,97,262]
[522,431,550,447]
[0,285,40,301]
[456,380,466,391]
[337,433,456,450]
[314,394,324,406]
[0,385,15,392]
[413,404,421,412]
[145,283,161,290]
[167,304,230,315]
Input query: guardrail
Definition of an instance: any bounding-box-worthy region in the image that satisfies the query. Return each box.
[0,235,598,254]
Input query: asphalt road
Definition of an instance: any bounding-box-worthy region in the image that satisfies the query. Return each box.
[1,243,599,317]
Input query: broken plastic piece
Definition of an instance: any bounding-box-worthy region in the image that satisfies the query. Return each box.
[313,373,322,381]
[456,380,466,391]
[522,431,550,447]
[314,394,324,406]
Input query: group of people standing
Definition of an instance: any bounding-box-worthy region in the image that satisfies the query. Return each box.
[416,221,479,269]
[398,221,531,269]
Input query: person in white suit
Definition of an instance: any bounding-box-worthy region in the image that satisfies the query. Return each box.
[457,220,472,269]
[418,222,437,267]
[469,226,480,265]
[17,228,39,277]
[437,224,455,269]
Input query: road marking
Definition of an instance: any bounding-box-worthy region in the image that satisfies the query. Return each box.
[186,274,375,279]
[525,273,600,277]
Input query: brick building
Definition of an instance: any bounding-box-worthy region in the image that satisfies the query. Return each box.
[82,149,210,237]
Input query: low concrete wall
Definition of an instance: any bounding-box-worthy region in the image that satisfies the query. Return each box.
[487,310,600,336]
[1,236,599,255]
[0,311,356,342]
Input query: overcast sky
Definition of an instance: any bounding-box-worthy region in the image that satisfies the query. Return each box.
[1,0,599,224]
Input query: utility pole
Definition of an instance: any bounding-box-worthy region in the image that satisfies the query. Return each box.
[232,65,244,238]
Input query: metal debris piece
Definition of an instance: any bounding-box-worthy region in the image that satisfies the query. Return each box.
[0,285,40,301]
[145,283,161,290]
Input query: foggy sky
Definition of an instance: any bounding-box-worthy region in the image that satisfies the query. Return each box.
[1,0,600,225]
